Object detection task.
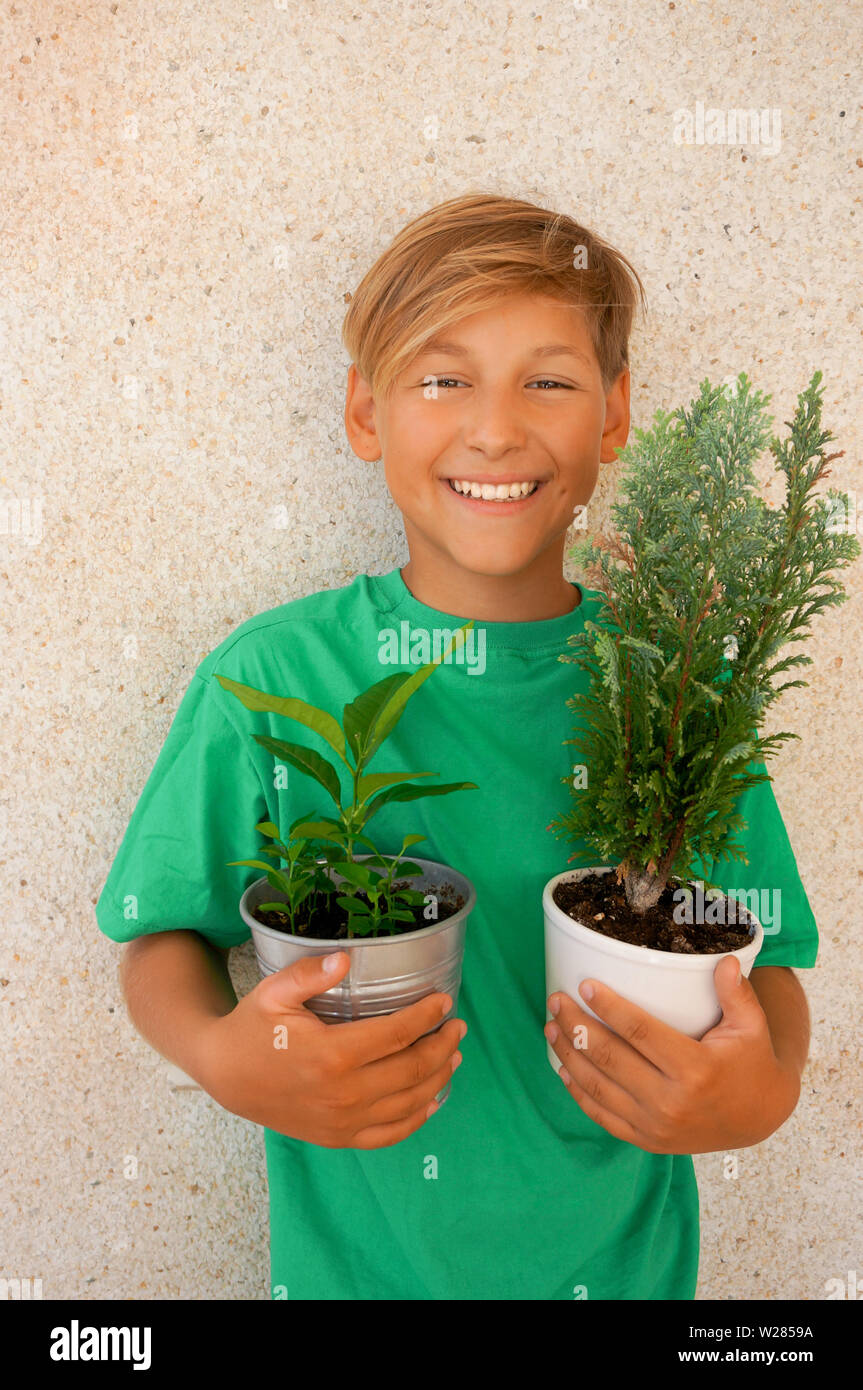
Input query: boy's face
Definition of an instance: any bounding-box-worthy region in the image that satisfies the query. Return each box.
[345,291,630,613]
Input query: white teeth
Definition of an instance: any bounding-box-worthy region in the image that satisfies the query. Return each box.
[448,479,540,500]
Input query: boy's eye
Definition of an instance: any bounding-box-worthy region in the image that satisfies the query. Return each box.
[422,377,573,390]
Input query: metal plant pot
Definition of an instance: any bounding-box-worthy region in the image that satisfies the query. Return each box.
[239,855,476,1105]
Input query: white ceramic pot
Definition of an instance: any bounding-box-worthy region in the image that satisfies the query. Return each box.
[543,865,764,1073]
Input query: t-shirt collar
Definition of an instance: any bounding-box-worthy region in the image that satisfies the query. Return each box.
[368,566,589,654]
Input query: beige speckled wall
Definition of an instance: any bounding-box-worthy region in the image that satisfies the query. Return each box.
[2,1,860,1303]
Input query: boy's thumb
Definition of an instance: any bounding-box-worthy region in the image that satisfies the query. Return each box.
[713,952,753,1021]
[262,949,351,1010]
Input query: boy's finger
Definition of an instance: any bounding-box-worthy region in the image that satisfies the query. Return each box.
[549,980,701,1079]
[349,1097,443,1151]
[349,1017,463,1106]
[329,991,457,1066]
[358,1043,461,1124]
[257,950,352,1012]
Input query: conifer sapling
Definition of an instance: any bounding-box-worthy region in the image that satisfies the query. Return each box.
[550,371,860,917]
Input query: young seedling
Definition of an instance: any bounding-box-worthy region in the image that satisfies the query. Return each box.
[225,811,341,935]
[218,623,479,937]
[331,831,432,936]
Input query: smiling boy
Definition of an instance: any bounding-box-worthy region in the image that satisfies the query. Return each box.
[96,192,816,1300]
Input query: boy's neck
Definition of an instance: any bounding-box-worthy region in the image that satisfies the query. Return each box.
[399,558,581,623]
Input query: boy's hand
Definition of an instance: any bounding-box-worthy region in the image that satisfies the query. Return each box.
[544,955,800,1154]
[199,951,466,1149]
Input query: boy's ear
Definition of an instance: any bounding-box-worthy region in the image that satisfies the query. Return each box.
[600,367,631,465]
[344,363,382,462]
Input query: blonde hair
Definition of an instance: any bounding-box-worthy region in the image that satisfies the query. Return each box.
[341,191,647,400]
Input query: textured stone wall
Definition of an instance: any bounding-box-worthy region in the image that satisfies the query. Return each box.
[2,1,859,1301]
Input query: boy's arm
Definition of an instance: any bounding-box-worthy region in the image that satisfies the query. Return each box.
[119,930,238,1091]
[749,964,810,1094]
[116,929,465,1146]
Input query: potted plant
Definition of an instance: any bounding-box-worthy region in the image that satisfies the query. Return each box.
[543,370,860,1065]
[216,626,478,1101]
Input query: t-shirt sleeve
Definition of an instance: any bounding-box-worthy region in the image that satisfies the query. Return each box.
[95,671,270,949]
[701,758,819,970]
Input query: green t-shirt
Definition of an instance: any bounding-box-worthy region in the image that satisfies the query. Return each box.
[95,567,819,1300]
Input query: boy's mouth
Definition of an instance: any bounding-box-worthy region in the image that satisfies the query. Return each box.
[443,477,544,506]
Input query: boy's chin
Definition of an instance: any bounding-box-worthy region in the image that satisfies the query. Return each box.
[438,543,548,580]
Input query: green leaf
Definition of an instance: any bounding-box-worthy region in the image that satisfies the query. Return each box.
[719,741,754,766]
[214,673,350,766]
[356,853,390,871]
[363,779,478,824]
[355,770,437,803]
[343,674,416,768]
[343,916,380,937]
[254,820,282,839]
[314,847,349,868]
[386,909,415,922]
[252,735,342,807]
[225,858,282,874]
[364,623,474,762]
[289,811,343,834]
[688,679,723,705]
[257,844,294,861]
[332,861,378,890]
[336,895,371,914]
[289,817,346,840]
